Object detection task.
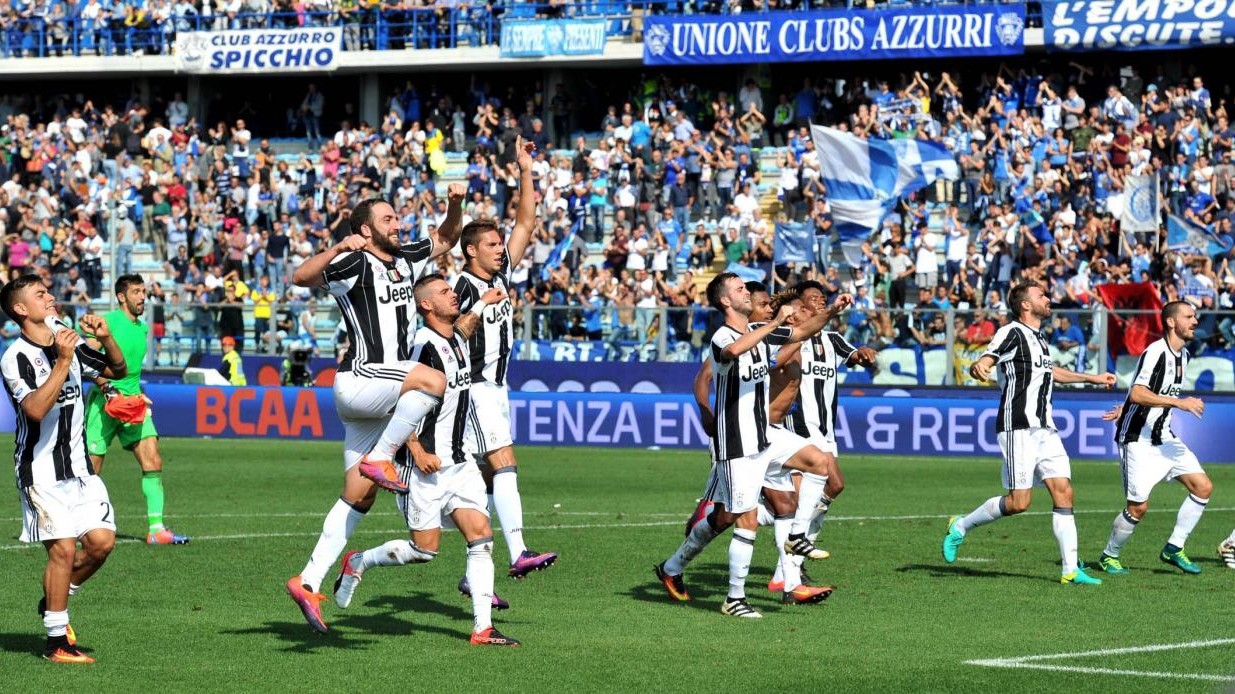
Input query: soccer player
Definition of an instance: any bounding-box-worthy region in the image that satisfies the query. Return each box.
[1220,530,1235,569]
[453,137,557,578]
[1097,300,1212,575]
[332,274,519,646]
[84,274,189,545]
[1,275,128,664]
[941,282,1115,585]
[284,188,464,633]
[765,283,878,591]
[655,273,849,618]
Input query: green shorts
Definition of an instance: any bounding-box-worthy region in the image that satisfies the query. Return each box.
[85,392,158,456]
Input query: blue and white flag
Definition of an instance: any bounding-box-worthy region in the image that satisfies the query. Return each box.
[1167,215,1233,258]
[540,221,580,280]
[1120,174,1160,234]
[725,262,766,283]
[773,221,813,265]
[810,125,959,264]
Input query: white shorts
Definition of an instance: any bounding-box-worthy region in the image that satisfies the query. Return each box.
[1119,440,1204,504]
[396,462,489,532]
[469,381,513,455]
[19,475,115,543]
[333,362,421,420]
[998,428,1071,490]
[712,427,808,513]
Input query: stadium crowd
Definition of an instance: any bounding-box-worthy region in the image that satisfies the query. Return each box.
[1,62,1235,361]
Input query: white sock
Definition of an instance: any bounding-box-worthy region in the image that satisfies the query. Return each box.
[370,389,439,461]
[756,503,775,527]
[774,516,801,591]
[807,494,833,543]
[727,528,756,600]
[466,537,495,632]
[358,539,436,571]
[67,583,80,597]
[1053,507,1078,575]
[957,496,1006,535]
[44,609,68,638]
[1167,494,1209,549]
[491,469,527,563]
[791,473,827,536]
[1102,509,1139,558]
[301,499,366,593]
[665,516,721,575]
[1228,528,1235,545]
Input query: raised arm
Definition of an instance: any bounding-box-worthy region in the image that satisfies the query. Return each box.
[505,136,538,266]
[718,305,794,362]
[787,294,853,342]
[292,234,367,289]
[428,182,466,260]
[1052,366,1116,387]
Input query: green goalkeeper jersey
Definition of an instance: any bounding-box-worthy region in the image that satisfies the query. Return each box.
[102,308,148,396]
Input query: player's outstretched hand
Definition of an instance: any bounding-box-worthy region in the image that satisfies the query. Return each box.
[1101,404,1122,421]
[333,234,367,254]
[79,313,109,339]
[1177,396,1205,418]
[515,135,535,171]
[480,287,508,305]
[969,360,992,383]
[414,452,442,475]
[831,293,854,312]
[1091,372,1117,388]
[53,326,78,359]
[853,346,878,367]
[446,182,466,206]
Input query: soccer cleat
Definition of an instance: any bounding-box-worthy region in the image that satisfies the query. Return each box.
[1098,554,1130,575]
[509,549,557,578]
[941,515,965,564]
[784,536,830,560]
[357,457,409,494]
[333,551,362,609]
[1061,567,1103,585]
[781,584,836,605]
[43,643,94,665]
[36,597,76,646]
[720,597,762,619]
[1160,546,1202,574]
[653,562,690,602]
[470,626,520,647]
[285,575,329,633]
[147,528,190,545]
[685,498,714,537]
[1219,539,1235,569]
[767,578,784,593]
[458,576,510,610]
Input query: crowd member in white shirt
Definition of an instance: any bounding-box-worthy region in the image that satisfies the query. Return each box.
[915,223,940,289]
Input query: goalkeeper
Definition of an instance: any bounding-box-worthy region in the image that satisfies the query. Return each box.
[85,275,189,545]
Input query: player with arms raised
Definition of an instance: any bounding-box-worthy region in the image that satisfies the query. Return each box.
[1096,300,1213,575]
[1,275,128,663]
[284,189,464,633]
[84,274,188,545]
[453,137,557,579]
[942,282,1115,585]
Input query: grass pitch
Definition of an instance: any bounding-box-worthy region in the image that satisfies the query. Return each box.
[1,437,1233,692]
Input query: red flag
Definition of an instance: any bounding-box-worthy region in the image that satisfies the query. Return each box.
[1094,282,1163,357]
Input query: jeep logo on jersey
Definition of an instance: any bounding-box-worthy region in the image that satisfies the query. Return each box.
[448,371,471,390]
[1167,384,1181,397]
[805,363,837,380]
[1033,355,1054,369]
[741,362,769,382]
[56,384,81,404]
[379,283,415,305]
[485,299,512,324]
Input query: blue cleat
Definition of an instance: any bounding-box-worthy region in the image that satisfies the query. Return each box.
[1098,554,1130,575]
[1160,545,1201,574]
[1061,566,1103,585]
[941,516,965,564]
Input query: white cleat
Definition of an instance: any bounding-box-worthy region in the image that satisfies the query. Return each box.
[333,551,363,609]
[1219,540,1235,569]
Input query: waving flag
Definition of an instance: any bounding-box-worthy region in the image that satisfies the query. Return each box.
[1167,214,1233,257]
[1120,174,1160,234]
[773,221,813,265]
[541,220,581,280]
[811,125,959,267]
[1094,282,1162,357]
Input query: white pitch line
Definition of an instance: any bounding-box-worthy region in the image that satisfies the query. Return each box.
[965,638,1235,683]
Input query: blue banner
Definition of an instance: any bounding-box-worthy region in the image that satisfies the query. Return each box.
[173,27,342,74]
[500,19,607,58]
[773,221,813,265]
[642,6,1025,66]
[1044,0,1235,51]
[5,386,1232,462]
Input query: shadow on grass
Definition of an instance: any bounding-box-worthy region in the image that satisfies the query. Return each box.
[0,632,46,657]
[220,620,381,653]
[625,563,794,614]
[895,563,1046,581]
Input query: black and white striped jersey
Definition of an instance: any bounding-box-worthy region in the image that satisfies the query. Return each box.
[711,322,793,461]
[411,325,474,467]
[1116,338,1188,445]
[455,254,513,386]
[785,331,856,441]
[983,321,1055,433]
[2,336,107,488]
[323,240,434,372]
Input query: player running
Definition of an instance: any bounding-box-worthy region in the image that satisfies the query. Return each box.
[1096,301,1213,575]
[84,274,188,545]
[655,273,849,618]
[453,137,557,579]
[2,275,128,663]
[285,189,464,633]
[332,274,519,646]
[942,282,1115,585]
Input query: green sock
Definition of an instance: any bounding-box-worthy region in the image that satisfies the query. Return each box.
[141,471,166,533]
